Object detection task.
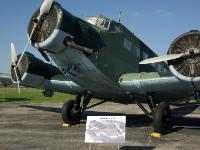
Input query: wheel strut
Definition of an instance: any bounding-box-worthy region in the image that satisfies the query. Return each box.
[82,91,93,112]
[146,93,156,112]
[74,93,81,111]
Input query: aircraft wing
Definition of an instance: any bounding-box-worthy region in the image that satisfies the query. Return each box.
[3,52,84,96]
[0,73,12,87]
[119,71,194,102]
[0,72,83,95]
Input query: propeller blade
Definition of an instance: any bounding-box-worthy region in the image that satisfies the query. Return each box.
[10,43,21,94]
[11,43,17,65]
[14,67,21,95]
[139,53,183,65]
[40,0,53,17]
[16,40,31,68]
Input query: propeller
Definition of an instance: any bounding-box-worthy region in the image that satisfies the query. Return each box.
[16,0,53,68]
[139,53,183,64]
[11,43,17,64]
[11,43,21,95]
[10,1,54,94]
[139,47,200,65]
[39,0,54,19]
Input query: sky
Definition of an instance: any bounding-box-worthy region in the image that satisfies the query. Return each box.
[0,0,200,73]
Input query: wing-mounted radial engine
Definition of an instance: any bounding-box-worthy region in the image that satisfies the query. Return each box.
[168,30,200,82]
[140,30,200,85]
[139,30,200,134]
[139,31,200,134]
[11,52,62,88]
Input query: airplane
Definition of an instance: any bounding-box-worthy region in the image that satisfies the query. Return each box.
[1,0,200,135]
[0,73,12,87]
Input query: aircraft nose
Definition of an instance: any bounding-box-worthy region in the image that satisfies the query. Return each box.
[27,2,78,53]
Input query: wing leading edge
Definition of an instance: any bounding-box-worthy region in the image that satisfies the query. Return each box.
[0,72,83,95]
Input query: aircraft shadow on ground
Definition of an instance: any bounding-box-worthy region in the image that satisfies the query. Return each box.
[120,146,154,150]
[20,104,152,127]
[171,104,200,127]
[83,111,152,127]
[171,104,199,116]
[0,98,31,102]
[20,104,200,129]
[20,105,61,113]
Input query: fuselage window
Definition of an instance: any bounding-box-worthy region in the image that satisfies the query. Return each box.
[157,64,162,72]
[151,63,156,69]
[124,38,132,51]
[136,47,140,57]
[124,39,141,59]
[143,51,148,60]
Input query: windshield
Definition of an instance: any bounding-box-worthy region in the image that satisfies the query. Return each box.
[96,17,110,29]
[85,16,111,30]
[85,17,98,25]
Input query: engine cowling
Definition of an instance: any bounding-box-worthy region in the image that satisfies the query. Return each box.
[168,30,200,82]
[11,52,62,88]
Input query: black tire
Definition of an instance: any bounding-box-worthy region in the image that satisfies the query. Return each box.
[153,102,171,134]
[61,100,81,125]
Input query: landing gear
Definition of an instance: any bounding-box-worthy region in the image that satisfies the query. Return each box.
[153,102,171,134]
[146,94,156,112]
[61,92,93,125]
[42,89,54,97]
[62,100,81,125]
[130,94,172,134]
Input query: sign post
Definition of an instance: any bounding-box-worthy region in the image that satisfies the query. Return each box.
[85,116,126,149]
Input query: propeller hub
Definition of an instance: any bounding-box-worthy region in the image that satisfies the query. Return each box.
[11,54,28,82]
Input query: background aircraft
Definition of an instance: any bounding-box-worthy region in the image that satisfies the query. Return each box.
[1,0,200,135]
[0,73,12,87]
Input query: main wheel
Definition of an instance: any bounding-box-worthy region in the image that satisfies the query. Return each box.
[153,102,171,134]
[61,100,81,125]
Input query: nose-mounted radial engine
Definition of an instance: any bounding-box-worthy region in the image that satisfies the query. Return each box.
[28,1,104,54]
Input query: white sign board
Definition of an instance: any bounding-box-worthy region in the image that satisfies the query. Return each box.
[85,116,126,143]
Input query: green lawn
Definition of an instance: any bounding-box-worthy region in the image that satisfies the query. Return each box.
[0,88,99,104]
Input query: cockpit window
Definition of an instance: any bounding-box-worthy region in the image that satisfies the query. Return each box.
[86,17,98,25]
[109,22,122,32]
[96,17,110,29]
[85,16,122,32]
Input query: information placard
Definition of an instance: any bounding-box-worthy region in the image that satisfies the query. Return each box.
[85,116,126,143]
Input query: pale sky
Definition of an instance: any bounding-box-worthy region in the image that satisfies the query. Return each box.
[0,0,200,72]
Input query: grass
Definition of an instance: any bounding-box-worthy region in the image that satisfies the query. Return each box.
[0,88,100,104]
